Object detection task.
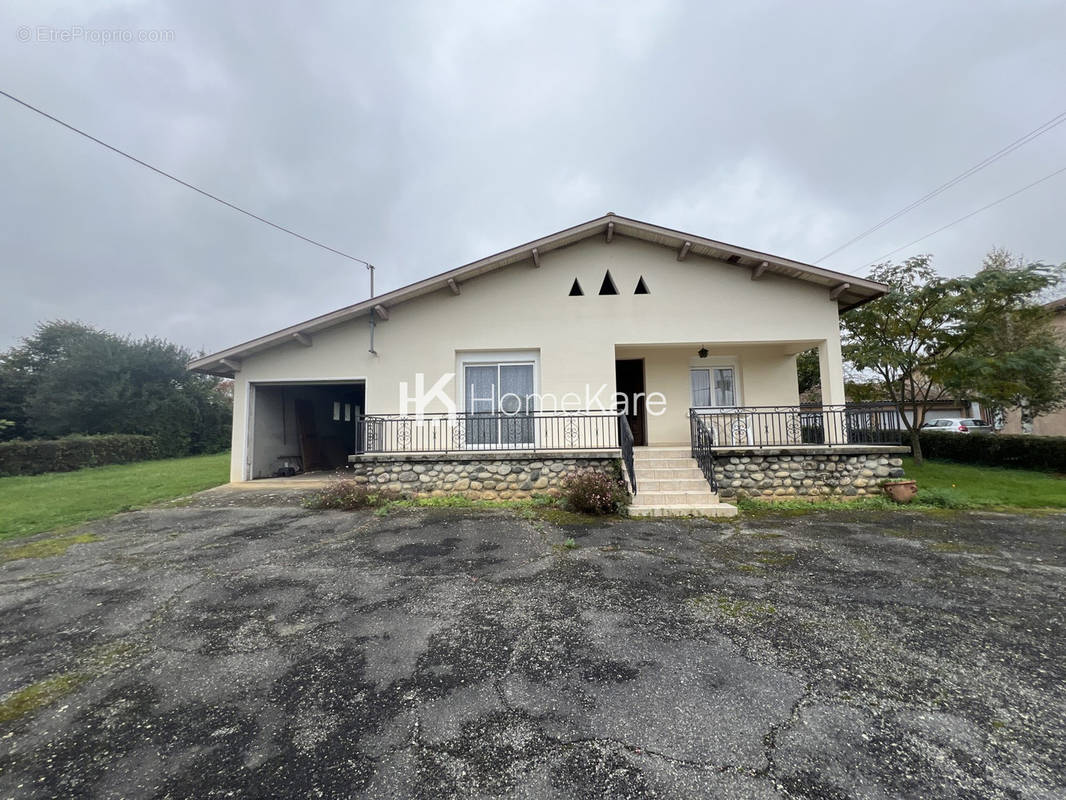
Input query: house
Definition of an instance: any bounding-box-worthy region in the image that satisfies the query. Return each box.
[999,297,1066,436]
[189,213,908,516]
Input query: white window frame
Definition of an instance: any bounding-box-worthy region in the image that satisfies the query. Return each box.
[688,358,746,446]
[455,350,540,449]
[688,357,741,409]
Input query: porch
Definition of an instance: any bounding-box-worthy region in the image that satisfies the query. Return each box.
[353,405,904,457]
[613,341,848,446]
[348,405,906,511]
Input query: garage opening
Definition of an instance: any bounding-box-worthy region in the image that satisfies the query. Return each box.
[249,382,365,479]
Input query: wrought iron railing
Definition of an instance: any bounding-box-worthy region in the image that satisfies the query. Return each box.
[689,410,719,492]
[359,411,624,454]
[691,404,904,448]
[618,413,637,493]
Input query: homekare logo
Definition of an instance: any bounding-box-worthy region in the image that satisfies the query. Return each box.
[398,373,667,418]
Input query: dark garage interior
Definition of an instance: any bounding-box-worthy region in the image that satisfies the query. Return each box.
[249,382,365,479]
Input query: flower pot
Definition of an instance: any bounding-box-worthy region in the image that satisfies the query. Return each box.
[883,480,918,504]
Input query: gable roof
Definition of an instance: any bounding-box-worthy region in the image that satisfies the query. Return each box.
[189,213,889,376]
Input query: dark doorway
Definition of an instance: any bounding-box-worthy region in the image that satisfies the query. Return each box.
[250,382,365,478]
[615,359,647,446]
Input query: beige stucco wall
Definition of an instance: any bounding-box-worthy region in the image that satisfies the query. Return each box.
[999,311,1066,436]
[1001,407,1066,436]
[227,236,846,480]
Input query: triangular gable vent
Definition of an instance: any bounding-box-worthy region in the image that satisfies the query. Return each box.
[634,276,650,294]
[569,278,584,296]
[598,270,619,295]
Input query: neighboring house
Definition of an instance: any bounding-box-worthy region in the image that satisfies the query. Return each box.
[895,399,987,427]
[189,213,907,515]
[999,297,1066,436]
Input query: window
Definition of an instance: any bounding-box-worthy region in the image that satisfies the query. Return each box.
[464,362,535,445]
[598,270,619,295]
[690,367,736,407]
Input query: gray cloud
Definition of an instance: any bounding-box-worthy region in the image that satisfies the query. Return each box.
[2,0,1064,352]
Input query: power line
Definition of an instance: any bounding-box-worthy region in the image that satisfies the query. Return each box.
[818,109,1066,263]
[0,88,374,268]
[862,164,1066,268]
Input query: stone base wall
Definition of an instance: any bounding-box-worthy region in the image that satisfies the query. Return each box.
[347,452,621,500]
[714,448,907,500]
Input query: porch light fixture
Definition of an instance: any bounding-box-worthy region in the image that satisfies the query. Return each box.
[698,346,708,359]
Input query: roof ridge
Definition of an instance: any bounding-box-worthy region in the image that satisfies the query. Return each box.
[188,214,889,374]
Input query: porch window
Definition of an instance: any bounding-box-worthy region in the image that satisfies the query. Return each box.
[464,362,535,445]
[690,367,736,407]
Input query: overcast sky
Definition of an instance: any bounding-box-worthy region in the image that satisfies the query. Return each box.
[2,1,1064,354]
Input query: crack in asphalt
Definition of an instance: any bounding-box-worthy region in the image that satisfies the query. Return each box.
[760,679,816,780]
[2,504,1064,798]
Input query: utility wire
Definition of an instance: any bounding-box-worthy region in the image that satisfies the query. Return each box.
[862,164,1066,268]
[818,109,1066,262]
[0,88,373,267]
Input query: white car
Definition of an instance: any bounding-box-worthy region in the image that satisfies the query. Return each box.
[921,418,993,434]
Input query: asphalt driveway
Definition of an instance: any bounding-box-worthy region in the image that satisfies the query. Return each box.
[1,495,1063,798]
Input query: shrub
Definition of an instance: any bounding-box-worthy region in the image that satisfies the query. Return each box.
[560,468,629,515]
[919,431,1066,473]
[302,481,404,510]
[0,434,158,476]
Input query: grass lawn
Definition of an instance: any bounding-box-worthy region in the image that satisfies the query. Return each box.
[738,456,1065,514]
[0,452,230,541]
[901,457,1066,509]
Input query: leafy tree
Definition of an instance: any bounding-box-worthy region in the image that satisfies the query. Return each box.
[842,254,1061,463]
[844,380,889,404]
[0,321,98,440]
[944,250,1066,431]
[0,320,231,456]
[796,348,821,397]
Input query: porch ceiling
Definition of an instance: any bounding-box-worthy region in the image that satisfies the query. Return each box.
[615,340,822,353]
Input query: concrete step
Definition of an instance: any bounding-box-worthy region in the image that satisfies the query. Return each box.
[632,466,705,480]
[634,450,692,461]
[628,503,738,518]
[632,458,701,470]
[633,490,720,506]
[632,477,711,492]
[634,446,692,456]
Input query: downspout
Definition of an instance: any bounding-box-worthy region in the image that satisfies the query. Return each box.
[367,263,377,355]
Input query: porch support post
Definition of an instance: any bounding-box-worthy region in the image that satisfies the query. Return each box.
[817,336,847,406]
[818,335,848,443]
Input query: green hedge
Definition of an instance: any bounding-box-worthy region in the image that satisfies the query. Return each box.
[919,431,1066,473]
[0,434,158,477]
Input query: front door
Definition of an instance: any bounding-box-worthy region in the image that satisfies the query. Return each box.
[614,359,647,446]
